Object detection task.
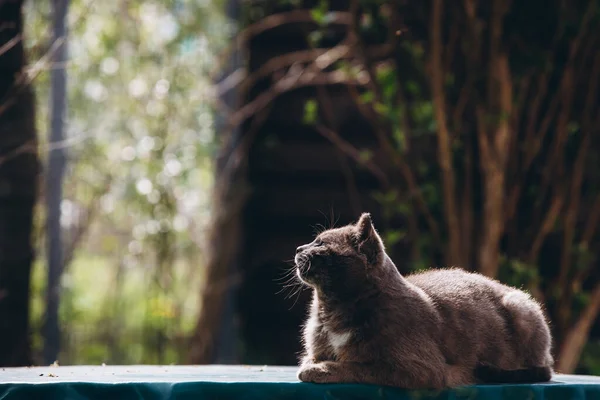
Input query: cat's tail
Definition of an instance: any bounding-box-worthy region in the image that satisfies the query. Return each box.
[474,364,553,384]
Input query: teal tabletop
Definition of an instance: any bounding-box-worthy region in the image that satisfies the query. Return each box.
[0,365,598,399]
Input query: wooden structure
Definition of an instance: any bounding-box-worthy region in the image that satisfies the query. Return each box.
[233,3,393,365]
[190,0,393,365]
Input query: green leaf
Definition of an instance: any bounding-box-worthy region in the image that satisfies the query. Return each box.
[384,229,406,247]
[405,81,420,96]
[308,31,323,46]
[395,202,411,215]
[393,126,406,153]
[310,0,329,26]
[359,91,374,104]
[310,8,325,24]
[413,101,434,124]
[373,102,389,116]
[372,189,399,205]
[358,149,373,162]
[375,64,395,88]
[567,121,580,135]
[303,99,318,125]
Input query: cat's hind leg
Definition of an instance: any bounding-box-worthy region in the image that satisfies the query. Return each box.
[473,290,554,384]
[501,290,553,366]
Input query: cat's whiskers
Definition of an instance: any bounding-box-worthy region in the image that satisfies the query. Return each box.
[289,278,306,310]
[273,257,301,284]
[276,274,301,295]
[273,267,298,282]
[274,259,305,304]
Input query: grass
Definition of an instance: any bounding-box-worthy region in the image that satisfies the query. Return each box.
[30,252,203,365]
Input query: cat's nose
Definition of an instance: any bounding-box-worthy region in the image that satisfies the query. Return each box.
[296,245,306,254]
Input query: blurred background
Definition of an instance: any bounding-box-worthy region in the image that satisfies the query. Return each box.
[0,0,599,376]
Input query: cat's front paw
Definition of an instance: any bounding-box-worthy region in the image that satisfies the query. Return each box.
[297,363,334,383]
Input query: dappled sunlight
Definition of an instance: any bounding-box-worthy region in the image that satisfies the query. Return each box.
[20,0,229,365]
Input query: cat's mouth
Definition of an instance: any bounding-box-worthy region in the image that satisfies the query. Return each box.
[294,253,313,284]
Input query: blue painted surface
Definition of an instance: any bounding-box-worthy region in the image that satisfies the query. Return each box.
[0,365,598,399]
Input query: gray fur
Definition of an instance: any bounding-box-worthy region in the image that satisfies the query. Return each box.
[294,213,553,389]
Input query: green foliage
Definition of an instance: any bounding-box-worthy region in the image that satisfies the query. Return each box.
[30,255,202,364]
[359,149,373,163]
[375,64,397,98]
[372,190,400,213]
[23,0,229,365]
[412,102,435,132]
[392,126,406,153]
[358,91,375,104]
[303,99,318,125]
[497,257,540,292]
[574,244,595,272]
[310,0,330,26]
[373,64,395,119]
[383,229,406,248]
[373,102,389,116]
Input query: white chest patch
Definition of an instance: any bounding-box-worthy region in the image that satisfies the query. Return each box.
[326,329,352,353]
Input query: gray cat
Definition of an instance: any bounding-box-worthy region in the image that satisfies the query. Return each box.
[294,213,553,389]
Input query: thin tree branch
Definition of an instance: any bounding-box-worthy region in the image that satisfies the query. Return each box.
[229,68,366,128]
[219,43,392,99]
[581,195,600,246]
[476,0,513,278]
[430,0,462,265]
[524,1,595,171]
[527,188,565,262]
[556,283,600,373]
[62,177,113,268]
[334,148,363,217]
[209,10,352,80]
[315,124,390,187]
[558,51,600,285]
[314,85,373,213]
[0,33,20,57]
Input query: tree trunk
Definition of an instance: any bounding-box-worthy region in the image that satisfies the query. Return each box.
[188,0,243,364]
[0,0,39,367]
[43,0,69,366]
[430,0,462,267]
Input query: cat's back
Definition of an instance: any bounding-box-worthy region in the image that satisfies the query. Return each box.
[406,267,509,304]
[406,268,513,366]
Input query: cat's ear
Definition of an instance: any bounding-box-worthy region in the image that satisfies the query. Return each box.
[354,213,384,265]
[356,213,374,243]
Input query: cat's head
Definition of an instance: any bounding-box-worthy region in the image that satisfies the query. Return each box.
[294,213,386,291]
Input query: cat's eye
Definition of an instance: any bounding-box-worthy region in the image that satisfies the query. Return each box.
[314,238,324,246]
